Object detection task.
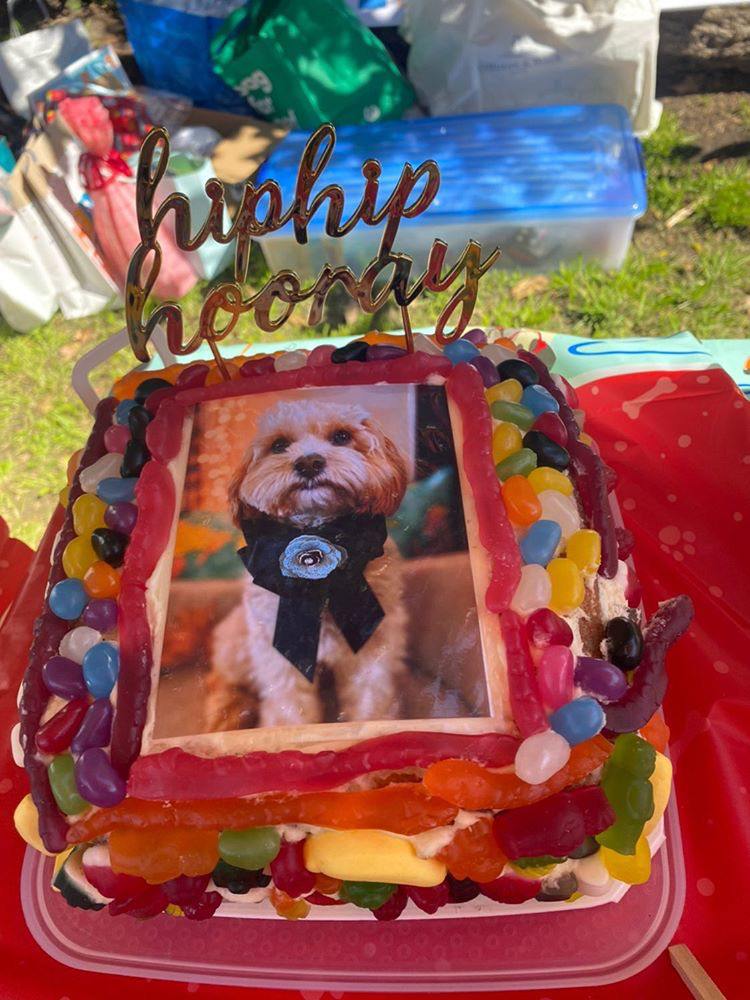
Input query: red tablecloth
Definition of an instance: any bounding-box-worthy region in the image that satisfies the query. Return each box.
[1,360,748,999]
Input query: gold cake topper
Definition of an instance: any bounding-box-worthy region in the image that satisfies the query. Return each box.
[126,124,500,377]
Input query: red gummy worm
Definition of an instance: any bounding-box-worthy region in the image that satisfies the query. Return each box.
[500,609,547,738]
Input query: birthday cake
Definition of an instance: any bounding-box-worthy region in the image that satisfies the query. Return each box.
[13,330,693,922]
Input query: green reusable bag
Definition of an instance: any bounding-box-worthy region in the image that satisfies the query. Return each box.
[210,0,415,129]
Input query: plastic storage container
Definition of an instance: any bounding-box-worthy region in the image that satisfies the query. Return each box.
[256,104,646,276]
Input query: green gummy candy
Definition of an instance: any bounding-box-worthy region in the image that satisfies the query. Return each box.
[607,732,656,779]
[513,854,567,869]
[490,401,535,431]
[218,826,281,870]
[48,754,90,816]
[496,448,537,480]
[595,734,656,854]
[339,880,396,909]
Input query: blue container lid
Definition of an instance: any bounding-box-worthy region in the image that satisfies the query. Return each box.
[257,104,646,235]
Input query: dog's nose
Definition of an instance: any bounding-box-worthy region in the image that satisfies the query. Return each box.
[294,453,326,480]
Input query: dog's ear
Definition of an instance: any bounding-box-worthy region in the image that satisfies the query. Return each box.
[227,460,256,528]
[362,420,409,517]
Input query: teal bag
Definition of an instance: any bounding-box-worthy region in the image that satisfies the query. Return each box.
[210,0,415,129]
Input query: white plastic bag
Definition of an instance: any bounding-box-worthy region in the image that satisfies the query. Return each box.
[0,18,90,118]
[402,0,661,137]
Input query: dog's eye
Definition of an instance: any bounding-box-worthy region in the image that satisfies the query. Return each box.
[269,437,290,454]
[330,429,352,446]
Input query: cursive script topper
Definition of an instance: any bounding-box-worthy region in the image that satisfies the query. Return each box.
[126,123,500,377]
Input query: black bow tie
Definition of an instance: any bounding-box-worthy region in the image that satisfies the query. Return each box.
[237,513,388,681]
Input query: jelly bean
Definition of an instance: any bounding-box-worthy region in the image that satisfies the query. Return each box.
[103,424,131,454]
[59,486,69,508]
[522,430,570,471]
[59,625,101,664]
[104,501,138,535]
[71,698,113,754]
[91,528,128,568]
[538,645,575,709]
[83,561,120,599]
[514,730,571,785]
[574,656,627,702]
[134,377,172,405]
[120,440,150,479]
[494,786,614,860]
[274,350,307,371]
[486,378,522,405]
[437,817,507,883]
[373,886,409,920]
[115,398,138,425]
[469,354,500,386]
[526,608,573,648]
[536,871,578,901]
[446,875,480,903]
[218,827,281,871]
[595,733,654,855]
[79,452,123,495]
[538,491,581,541]
[497,359,538,388]
[443,339,480,364]
[642,751,672,837]
[42,655,88,699]
[270,839,316,897]
[72,494,107,536]
[339,880,396,909]
[48,754,90,815]
[527,467,573,498]
[75,748,126,807]
[521,384,560,418]
[366,344,407,362]
[127,404,152,441]
[96,478,137,504]
[566,529,601,575]
[82,641,119,697]
[549,697,605,746]
[176,362,210,387]
[462,327,487,345]
[604,617,644,670]
[240,355,276,378]
[331,340,368,363]
[67,448,84,484]
[510,564,552,615]
[82,598,118,632]
[205,362,241,386]
[110,827,219,884]
[490,400,535,430]
[547,557,584,614]
[35,699,88,755]
[520,519,561,566]
[575,852,611,896]
[62,534,98,579]
[48,578,87,620]
[212,859,270,893]
[306,344,335,366]
[304,830,446,887]
[269,887,310,920]
[532,411,568,448]
[502,475,541,526]
[495,448,537,480]
[492,422,523,464]
[600,836,650,885]
[479,871,542,904]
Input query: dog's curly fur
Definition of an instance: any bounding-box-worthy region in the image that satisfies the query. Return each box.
[205,398,409,731]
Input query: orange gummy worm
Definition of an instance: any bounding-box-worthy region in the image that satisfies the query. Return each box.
[639,711,670,753]
[67,783,457,843]
[422,734,612,811]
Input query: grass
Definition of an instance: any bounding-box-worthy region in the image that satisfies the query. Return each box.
[1,109,750,547]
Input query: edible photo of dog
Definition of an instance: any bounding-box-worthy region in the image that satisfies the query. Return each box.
[153,384,488,738]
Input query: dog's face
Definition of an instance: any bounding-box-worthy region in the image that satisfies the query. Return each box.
[228,398,408,526]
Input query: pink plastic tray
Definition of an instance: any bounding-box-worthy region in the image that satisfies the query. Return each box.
[21,797,685,993]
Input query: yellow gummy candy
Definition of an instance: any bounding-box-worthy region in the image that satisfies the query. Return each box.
[579,432,594,448]
[527,467,574,497]
[643,752,673,837]
[486,379,523,405]
[492,422,523,465]
[600,836,651,885]
[304,830,447,887]
[51,847,74,891]
[14,794,55,856]
[566,529,602,575]
[58,486,70,509]
[62,535,98,580]
[547,557,585,614]
[72,494,107,536]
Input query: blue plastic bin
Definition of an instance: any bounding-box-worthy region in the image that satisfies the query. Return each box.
[118,0,249,113]
[256,104,647,275]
